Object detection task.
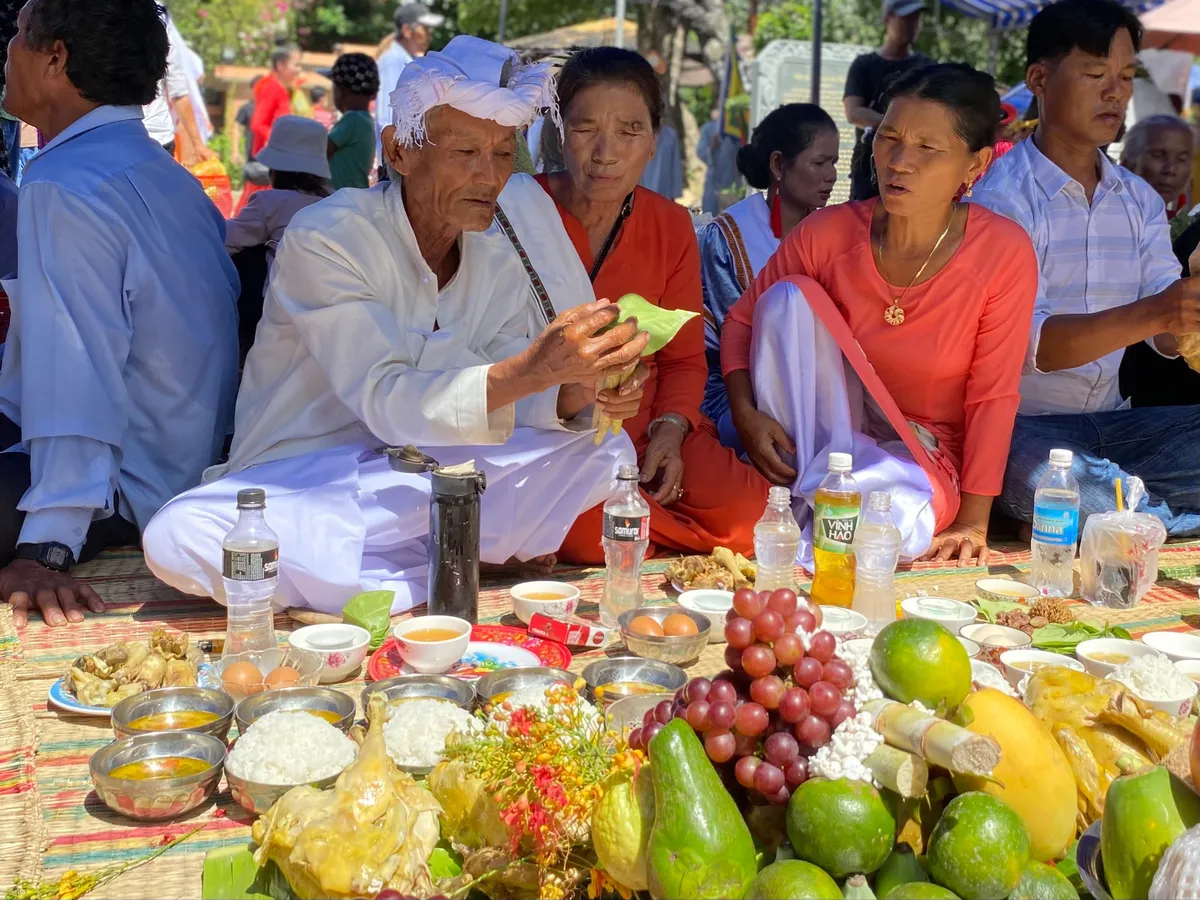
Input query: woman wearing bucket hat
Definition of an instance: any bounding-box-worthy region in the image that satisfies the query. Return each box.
[225,115,331,362]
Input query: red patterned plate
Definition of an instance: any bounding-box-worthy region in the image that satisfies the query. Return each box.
[367,624,572,681]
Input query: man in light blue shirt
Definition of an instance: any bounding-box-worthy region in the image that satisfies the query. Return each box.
[0,0,239,629]
[971,0,1200,538]
[374,2,442,160]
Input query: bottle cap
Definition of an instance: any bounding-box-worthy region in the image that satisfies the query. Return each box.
[616,464,639,481]
[1049,449,1074,466]
[236,488,266,509]
[868,490,891,510]
[767,486,792,506]
[828,452,853,472]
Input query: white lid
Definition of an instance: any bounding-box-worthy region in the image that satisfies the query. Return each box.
[1049,448,1074,466]
[828,452,853,472]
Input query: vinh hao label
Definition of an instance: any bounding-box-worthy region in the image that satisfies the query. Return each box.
[222,547,280,581]
[603,513,650,542]
[814,504,859,553]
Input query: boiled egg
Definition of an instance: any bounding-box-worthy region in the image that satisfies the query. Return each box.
[221,661,264,697]
[662,613,700,636]
[265,665,303,689]
[628,615,665,637]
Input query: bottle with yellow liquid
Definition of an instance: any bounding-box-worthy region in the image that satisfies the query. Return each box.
[810,453,861,608]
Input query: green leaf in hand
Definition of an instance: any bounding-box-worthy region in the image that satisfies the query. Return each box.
[614,293,698,356]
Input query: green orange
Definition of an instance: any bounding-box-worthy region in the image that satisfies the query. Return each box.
[869,618,972,708]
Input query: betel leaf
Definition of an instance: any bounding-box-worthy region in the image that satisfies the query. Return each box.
[973,597,1025,623]
[614,293,698,356]
[1032,621,1133,654]
[429,843,463,879]
[342,589,395,649]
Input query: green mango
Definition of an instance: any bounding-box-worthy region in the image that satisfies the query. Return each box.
[614,293,698,356]
[646,720,758,900]
[1101,766,1200,900]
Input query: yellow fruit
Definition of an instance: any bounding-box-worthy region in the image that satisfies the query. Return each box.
[953,689,1077,861]
[593,765,655,891]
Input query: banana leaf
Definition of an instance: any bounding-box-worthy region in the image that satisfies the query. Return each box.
[202,845,288,900]
[612,293,698,356]
[342,589,395,649]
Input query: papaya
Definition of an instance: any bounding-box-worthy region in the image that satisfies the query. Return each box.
[875,845,930,899]
[1101,765,1200,900]
[646,720,758,900]
[952,689,1077,861]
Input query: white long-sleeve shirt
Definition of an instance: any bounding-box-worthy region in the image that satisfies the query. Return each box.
[0,106,239,555]
[142,15,192,147]
[217,180,570,478]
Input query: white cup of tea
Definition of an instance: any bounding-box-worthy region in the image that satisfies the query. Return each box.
[392,616,472,674]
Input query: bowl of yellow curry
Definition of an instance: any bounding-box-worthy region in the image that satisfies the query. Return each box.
[89,731,226,821]
[111,687,235,741]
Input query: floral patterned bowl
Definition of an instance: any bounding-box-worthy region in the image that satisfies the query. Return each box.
[90,732,225,822]
[288,624,371,684]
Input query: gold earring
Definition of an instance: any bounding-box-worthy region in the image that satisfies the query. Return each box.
[964,182,973,198]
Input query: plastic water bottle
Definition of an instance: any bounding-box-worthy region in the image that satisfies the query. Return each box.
[1030,449,1081,598]
[221,488,279,656]
[754,486,802,592]
[810,453,862,608]
[600,465,650,627]
[852,491,902,625]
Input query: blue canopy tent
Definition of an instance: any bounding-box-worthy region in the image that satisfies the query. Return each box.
[936,0,1164,29]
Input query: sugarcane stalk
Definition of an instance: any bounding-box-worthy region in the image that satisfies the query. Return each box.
[863,699,1001,777]
[865,744,928,798]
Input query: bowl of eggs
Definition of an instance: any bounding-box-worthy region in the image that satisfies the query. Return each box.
[205,646,323,702]
[619,606,711,666]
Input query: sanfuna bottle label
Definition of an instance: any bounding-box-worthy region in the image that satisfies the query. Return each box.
[1033,505,1079,547]
[814,503,859,553]
[223,548,280,580]
[603,513,650,542]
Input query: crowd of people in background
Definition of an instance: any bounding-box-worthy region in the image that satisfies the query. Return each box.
[0,0,1196,631]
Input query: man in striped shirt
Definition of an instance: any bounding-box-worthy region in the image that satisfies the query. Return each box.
[970,0,1200,538]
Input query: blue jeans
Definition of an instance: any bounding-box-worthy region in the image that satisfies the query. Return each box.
[999,406,1200,538]
[14,147,36,185]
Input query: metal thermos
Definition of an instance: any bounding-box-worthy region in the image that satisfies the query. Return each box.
[428,467,486,622]
[385,446,487,622]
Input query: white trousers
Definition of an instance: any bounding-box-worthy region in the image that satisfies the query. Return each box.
[750,282,935,567]
[143,428,635,614]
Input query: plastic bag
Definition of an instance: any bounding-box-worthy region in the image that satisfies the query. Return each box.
[189,157,234,217]
[1079,477,1166,608]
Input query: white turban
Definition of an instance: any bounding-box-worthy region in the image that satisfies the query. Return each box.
[387,35,560,148]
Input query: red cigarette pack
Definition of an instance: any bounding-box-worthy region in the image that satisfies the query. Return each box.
[527,612,613,648]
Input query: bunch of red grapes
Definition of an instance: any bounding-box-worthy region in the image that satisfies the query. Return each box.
[627,588,855,806]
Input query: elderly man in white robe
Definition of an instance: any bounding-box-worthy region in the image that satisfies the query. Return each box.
[143,37,649,615]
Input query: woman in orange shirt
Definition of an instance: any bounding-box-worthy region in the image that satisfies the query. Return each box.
[722,64,1038,566]
[530,48,771,562]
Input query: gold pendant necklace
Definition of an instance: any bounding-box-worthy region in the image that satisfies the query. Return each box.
[875,207,956,326]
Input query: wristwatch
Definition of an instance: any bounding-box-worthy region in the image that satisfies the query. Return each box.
[649,413,691,438]
[16,541,76,572]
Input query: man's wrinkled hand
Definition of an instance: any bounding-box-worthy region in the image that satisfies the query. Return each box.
[526,300,650,389]
[641,420,686,506]
[0,560,105,629]
[734,404,798,485]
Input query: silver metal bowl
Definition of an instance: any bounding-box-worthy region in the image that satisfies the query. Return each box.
[89,731,225,822]
[1076,820,1110,900]
[617,606,711,665]
[224,764,342,816]
[234,686,356,735]
[605,694,665,737]
[474,666,578,710]
[111,687,235,741]
[581,657,686,706]
[361,674,475,714]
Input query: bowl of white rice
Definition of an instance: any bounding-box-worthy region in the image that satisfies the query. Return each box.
[382,697,481,774]
[1106,652,1198,717]
[225,709,358,813]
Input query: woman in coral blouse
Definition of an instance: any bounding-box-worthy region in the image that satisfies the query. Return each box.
[498,47,770,562]
[722,64,1038,566]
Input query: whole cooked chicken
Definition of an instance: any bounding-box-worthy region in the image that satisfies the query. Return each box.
[252,693,444,899]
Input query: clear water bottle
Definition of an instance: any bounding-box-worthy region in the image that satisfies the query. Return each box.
[852,491,902,624]
[754,486,802,592]
[601,465,650,627]
[221,488,279,656]
[1030,449,1081,598]
[810,453,862,608]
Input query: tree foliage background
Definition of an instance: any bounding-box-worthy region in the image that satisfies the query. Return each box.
[172,0,1027,89]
